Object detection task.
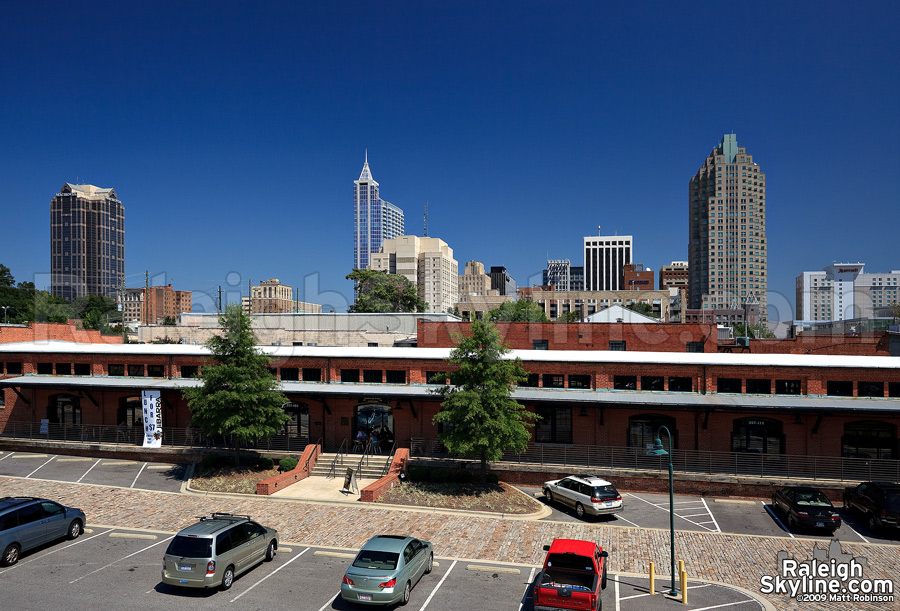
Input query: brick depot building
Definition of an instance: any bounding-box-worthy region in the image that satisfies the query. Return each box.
[1,337,899,461]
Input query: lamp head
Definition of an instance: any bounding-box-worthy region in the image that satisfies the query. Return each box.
[647,437,668,456]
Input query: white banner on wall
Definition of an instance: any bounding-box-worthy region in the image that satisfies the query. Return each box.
[141,390,163,448]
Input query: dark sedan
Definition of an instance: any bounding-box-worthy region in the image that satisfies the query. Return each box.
[772,487,841,532]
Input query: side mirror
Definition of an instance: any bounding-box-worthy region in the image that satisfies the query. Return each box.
[542,544,551,551]
[600,550,609,558]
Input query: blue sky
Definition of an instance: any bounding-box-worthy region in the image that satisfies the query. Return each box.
[2,1,898,321]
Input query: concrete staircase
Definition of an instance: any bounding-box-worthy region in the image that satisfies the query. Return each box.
[309,452,392,480]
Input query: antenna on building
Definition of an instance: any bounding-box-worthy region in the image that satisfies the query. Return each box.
[424,201,428,236]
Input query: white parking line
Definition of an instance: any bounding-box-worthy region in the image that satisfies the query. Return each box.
[0,452,13,462]
[614,513,641,528]
[516,567,536,611]
[69,535,173,583]
[0,528,114,575]
[763,501,795,538]
[76,458,102,483]
[130,462,147,488]
[690,600,757,611]
[230,546,310,602]
[840,517,869,543]
[317,593,339,611]
[700,497,721,532]
[619,582,713,600]
[26,455,56,478]
[418,559,457,611]
[626,492,718,532]
[614,574,621,611]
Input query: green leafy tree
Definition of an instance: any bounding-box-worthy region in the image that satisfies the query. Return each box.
[73,295,118,330]
[0,264,13,288]
[346,269,427,313]
[431,320,536,483]
[31,290,72,324]
[734,322,775,339]
[489,300,548,322]
[182,304,289,466]
[556,310,582,323]
[625,302,656,318]
[889,301,900,324]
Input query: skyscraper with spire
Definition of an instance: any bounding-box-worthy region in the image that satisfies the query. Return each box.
[688,134,767,322]
[353,152,404,272]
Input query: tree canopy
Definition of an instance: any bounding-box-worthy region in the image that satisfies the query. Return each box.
[431,320,536,482]
[346,268,427,313]
[489,300,548,322]
[182,303,289,465]
[625,302,657,318]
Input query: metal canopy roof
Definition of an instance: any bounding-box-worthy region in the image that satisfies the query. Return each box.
[3,375,898,414]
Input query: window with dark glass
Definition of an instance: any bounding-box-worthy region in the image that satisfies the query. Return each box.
[109,364,125,376]
[534,406,572,444]
[341,369,359,383]
[386,370,406,384]
[147,364,164,377]
[614,375,637,390]
[842,420,896,459]
[128,364,145,377]
[775,379,801,395]
[519,373,540,388]
[858,381,884,397]
[668,377,692,392]
[890,382,900,397]
[55,363,71,375]
[628,414,677,449]
[641,376,664,391]
[363,369,382,383]
[118,397,141,426]
[6,362,22,375]
[609,340,626,351]
[543,374,564,388]
[180,365,199,378]
[686,341,704,353]
[827,380,853,396]
[303,368,322,382]
[280,368,299,381]
[532,339,549,350]
[717,377,741,393]
[426,371,446,384]
[568,374,591,389]
[48,394,81,425]
[37,362,53,375]
[746,378,771,394]
[731,417,784,454]
[73,363,90,376]
[267,367,277,376]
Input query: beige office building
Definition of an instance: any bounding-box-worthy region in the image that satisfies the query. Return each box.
[370,236,459,313]
[688,134,767,322]
[459,260,497,298]
[242,279,322,314]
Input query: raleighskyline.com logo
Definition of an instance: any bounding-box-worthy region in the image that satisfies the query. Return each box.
[759,541,894,603]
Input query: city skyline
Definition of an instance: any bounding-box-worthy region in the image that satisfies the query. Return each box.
[2,3,898,320]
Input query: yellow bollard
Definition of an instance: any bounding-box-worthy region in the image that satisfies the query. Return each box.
[680,570,688,604]
[678,559,685,574]
[649,562,655,595]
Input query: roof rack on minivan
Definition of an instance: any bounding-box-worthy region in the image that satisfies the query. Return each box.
[199,513,252,522]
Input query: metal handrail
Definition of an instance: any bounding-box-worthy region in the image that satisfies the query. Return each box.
[304,437,323,473]
[327,438,349,479]
[381,440,398,477]
[356,440,372,473]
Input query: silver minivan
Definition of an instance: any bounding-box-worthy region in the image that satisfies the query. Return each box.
[0,496,86,566]
[161,513,278,591]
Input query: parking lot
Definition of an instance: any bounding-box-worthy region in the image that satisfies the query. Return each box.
[516,485,900,546]
[0,450,185,493]
[0,524,766,611]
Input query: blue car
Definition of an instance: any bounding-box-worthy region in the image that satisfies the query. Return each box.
[341,535,434,606]
[1,496,86,566]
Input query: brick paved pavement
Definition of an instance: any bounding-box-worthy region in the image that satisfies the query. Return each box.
[2,475,897,610]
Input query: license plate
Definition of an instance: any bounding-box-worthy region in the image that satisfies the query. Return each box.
[604,501,613,506]
[815,522,824,528]
[358,594,372,601]
[179,579,188,584]
[179,564,191,571]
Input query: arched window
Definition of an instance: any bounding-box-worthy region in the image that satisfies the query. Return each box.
[842,421,896,460]
[731,417,784,454]
[117,396,142,426]
[628,414,677,450]
[47,394,81,425]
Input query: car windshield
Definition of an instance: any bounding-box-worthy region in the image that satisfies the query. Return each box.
[167,536,213,558]
[592,485,618,497]
[352,550,399,571]
[795,492,832,507]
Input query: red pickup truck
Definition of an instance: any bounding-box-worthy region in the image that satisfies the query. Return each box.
[534,538,609,611]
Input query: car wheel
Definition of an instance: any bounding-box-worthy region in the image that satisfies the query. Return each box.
[544,489,553,504]
[221,565,235,591]
[265,540,276,561]
[601,563,608,590]
[425,552,433,574]
[575,503,586,518]
[400,581,411,606]
[1,543,20,567]
[68,519,83,540]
